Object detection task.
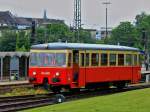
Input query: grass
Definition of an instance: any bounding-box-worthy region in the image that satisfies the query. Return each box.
[22,88,150,112]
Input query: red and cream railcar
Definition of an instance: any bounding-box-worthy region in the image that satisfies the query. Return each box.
[29,43,141,92]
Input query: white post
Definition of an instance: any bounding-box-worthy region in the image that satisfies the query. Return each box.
[25,57,28,80]
[146,74,150,83]
[1,57,3,81]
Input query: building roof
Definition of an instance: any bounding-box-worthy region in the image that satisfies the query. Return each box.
[0,11,16,26]
[34,18,64,24]
[15,17,31,26]
[31,43,139,51]
[0,11,64,28]
[84,29,97,32]
[0,52,30,57]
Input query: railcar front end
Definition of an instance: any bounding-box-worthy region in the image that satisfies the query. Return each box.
[29,50,73,92]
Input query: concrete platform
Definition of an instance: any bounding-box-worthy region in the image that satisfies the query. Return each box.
[0,80,29,86]
[141,70,150,75]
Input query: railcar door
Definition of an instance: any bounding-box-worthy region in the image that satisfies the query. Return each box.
[72,50,79,85]
[79,51,86,88]
[132,54,140,83]
[72,50,86,88]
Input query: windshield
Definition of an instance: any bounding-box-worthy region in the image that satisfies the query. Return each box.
[30,53,66,67]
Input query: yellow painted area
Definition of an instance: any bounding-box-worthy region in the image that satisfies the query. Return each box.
[30,49,68,53]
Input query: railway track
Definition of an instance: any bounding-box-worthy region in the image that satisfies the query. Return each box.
[0,82,33,95]
[0,94,55,112]
[0,83,150,112]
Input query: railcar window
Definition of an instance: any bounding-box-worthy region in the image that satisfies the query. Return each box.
[68,53,72,67]
[30,53,40,66]
[118,54,124,66]
[101,53,108,66]
[110,54,116,66]
[73,53,79,64]
[30,53,66,67]
[137,54,140,65]
[139,54,143,65]
[40,53,53,66]
[56,53,66,66]
[126,54,132,66]
[80,53,85,67]
[133,54,138,66]
[86,53,90,66]
[91,53,99,66]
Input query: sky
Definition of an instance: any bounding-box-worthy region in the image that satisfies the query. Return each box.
[0,0,150,29]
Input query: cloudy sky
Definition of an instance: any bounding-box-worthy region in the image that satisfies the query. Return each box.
[0,0,150,28]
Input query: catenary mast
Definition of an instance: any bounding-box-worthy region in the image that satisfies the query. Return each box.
[73,0,81,42]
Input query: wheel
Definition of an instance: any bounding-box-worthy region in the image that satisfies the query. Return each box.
[33,85,40,89]
[116,82,126,89]
[43,79,50,90]
[51,86,61,93]
[54,94,65,103]
[70,88,80,93]
[100,83,110,90]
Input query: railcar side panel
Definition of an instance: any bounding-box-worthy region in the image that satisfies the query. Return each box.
[78,68,86,88]
[132,66,141,83]
[84,66,140,83]
[29,66,141,88]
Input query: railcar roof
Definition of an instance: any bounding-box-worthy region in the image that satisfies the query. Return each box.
[31,43,139,51]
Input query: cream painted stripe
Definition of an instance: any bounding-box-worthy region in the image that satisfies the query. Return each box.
[30,50,68,53]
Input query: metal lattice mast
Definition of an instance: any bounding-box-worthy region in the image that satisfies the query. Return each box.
[73,0,81,42]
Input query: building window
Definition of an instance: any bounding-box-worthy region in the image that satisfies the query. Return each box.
[109,54,116,66]
[91,53,99,66]
[101,53,108,66]
[118,54,124,66]
[126,54,132,66]
[86,53,90,66]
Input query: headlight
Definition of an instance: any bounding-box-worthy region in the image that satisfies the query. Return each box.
[33,72,37,75]
[55,72,60,77]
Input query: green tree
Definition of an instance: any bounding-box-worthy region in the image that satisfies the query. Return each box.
[0,23,96,52]
[108,22,139,47]
[35,23,73,43]
[135,12,147,27]
[104,12,150,52]
[135,12,150,50]
[0,30,17,51]
[16,31,30,51]
[79,29,96,43]
[35,23,94,44]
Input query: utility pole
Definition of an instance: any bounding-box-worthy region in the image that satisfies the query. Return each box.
[73,0,81,42]
[31,20,36,44]
[43,9,48,43]
[102,1,111,39]
[142,28,149,71]
[142,28,150,83]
